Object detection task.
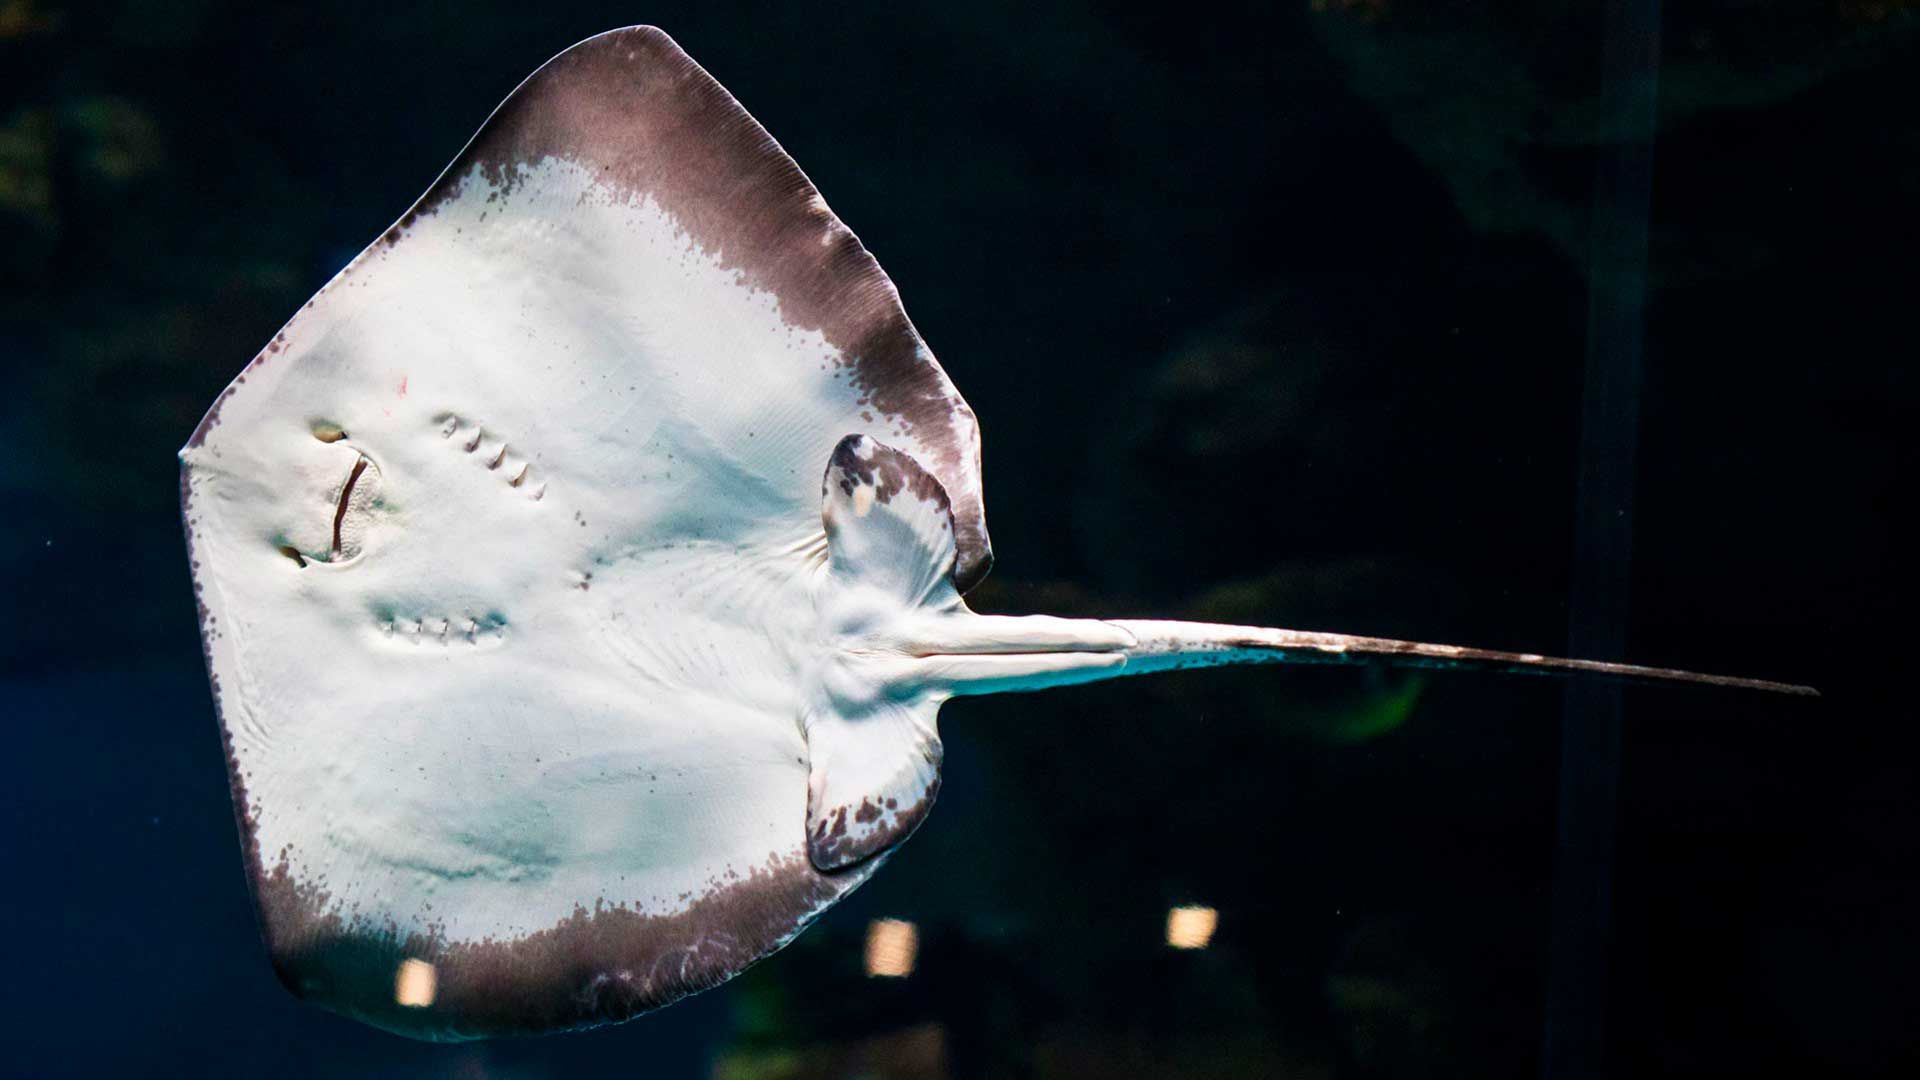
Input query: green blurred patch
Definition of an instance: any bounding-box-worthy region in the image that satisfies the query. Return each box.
[63,96,165,185]
[729,960,803,1043]
[713,1022,947,1080]
[1303,675,1424,745]
[0,107,56,277]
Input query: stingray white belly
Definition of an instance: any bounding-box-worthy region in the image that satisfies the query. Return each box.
[177,26,988,1038]
[226,546,820,943]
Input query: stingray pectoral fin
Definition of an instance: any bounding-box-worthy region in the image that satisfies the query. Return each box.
[804,697,943,871]
[1104,620,1819,696]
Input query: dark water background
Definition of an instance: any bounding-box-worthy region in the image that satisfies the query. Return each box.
[3,2,1913,1076]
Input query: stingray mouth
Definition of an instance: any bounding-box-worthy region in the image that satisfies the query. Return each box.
[330,457,371,554]
[277,424,383,568]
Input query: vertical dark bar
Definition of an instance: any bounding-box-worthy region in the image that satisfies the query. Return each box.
[1542,0,1662,1077]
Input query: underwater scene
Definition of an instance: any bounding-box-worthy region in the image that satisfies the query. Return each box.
[3,2,1912,1076]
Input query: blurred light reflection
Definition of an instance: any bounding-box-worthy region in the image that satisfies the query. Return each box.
[1166,905,1218,949]
[394,958,437,1007]
[864,918,918,977]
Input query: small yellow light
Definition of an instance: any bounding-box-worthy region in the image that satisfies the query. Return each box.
[1165,905,1218,950]
[865,918,918,978]
[394,958,438,1007]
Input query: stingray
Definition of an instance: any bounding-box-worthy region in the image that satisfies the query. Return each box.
[179,26,1812,1040]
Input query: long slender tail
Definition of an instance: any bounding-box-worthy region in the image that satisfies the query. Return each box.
[1105,620,1819,696]
[921,614,1818,697]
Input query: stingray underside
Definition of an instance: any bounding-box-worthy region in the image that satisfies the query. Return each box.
[178,26,985,1038]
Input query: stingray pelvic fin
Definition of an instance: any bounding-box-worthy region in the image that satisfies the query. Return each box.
[805,435,960,871]
[803,697,943,871]
[821,434,960,609]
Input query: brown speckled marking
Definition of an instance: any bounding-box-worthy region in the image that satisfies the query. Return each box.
[824,435,951,515]
[255,847,863,1041]
[187,331,290,449]
[185,381,241,449]
[809,774,941,870]
[395,26,991,590]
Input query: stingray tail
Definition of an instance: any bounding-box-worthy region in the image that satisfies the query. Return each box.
[1100,619,1817,696]
[927,616,1815,697]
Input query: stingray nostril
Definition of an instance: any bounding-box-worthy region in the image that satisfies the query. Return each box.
[276,545,309,569]
[312,422,349,443]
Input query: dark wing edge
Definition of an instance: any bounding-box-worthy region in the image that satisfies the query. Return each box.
[392,25,994,589]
